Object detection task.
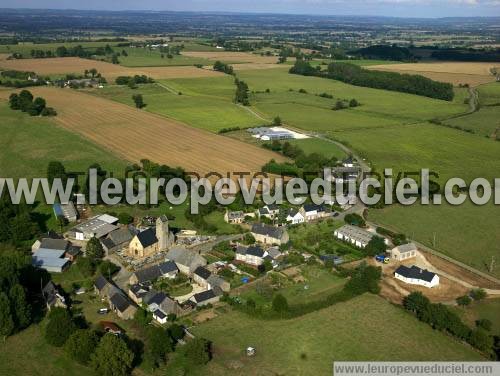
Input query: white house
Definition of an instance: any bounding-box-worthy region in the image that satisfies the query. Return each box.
[391,243,418,261]
[394,265,439,288]
[286,208,305,224]
[299,204,329,222]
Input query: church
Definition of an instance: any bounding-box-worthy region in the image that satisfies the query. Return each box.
[128,215,174,259]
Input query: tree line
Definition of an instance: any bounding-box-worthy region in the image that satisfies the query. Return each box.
[290,60,455,101]
[9,89,57,116]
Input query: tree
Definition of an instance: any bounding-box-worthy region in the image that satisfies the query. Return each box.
[10,212,36,243]
[470,288,487,301]
[8,93,20,110]
[333,100,346,111]
[349,98,359,107]
[456,295,472,307]
[118,213,133,225]
[32,97,46,114]
[134,307,152,327]
[272,116,282,127]
[468,329,493,352]
[47,161,67,185]
[272,294,289,315]
[403,291,430,314]
[86,236,104,261]
[476,319,492,332]
[9,284,31,329]
[77,257,96,277]
[364,236,387,257]
[144,326,173,370]
[65,329,99,365]
[0,292,14,338]
[45,308,76,347]
[91,334,134,376]
[132,94,145,109]
[98,260,120,278]
[184,338,211,365]
[167,323,184,341]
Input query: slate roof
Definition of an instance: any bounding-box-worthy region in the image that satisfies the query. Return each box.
[95,275,109,291]
[246,245,265,258]
[194,266,211,280]
[108,227,134,245]
[136,228,158,248]
[286,208,300,217]
[129,283,150,299]
[192,289,216,303]
[39,238,70,252]
[258,207,270,215]
[251,223,285,240]
[147,291,168,306]
[153,309,167,319]
[267,204,279,211]
[395,243,418,253]
[66,246,81,257]
[207,274,226,288]
[302,203,326,213]
[158,260,178,275]
[110,292,132,313]
[134,265,162,283]
[166,247,206,269]
[395,265,436,283]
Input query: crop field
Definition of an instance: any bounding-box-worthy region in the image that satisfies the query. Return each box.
[0,55,223,80]
[0,87,282,174]
[181,51,279,64]
[0,100,127,178]
[117,46,212,67]
[367,62,499,86]
[191,294,484,375]
[235,69,469,133]
[92,77,263,132]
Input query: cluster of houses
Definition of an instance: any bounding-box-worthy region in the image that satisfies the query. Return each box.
[225,203,331,226]
[31,234,81,273]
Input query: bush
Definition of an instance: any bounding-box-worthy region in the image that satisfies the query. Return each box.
[45,308,76,347]
[64,329,99,365]
[183,338,212,365]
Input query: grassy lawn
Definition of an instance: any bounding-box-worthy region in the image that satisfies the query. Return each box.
[91,79,263,133]
[287,138,346,160]
[0,101,128,179]
[0,324,93,376]
[191,294,484,375]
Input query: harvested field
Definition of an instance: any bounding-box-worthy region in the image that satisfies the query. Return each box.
[181,51,278,64]
[0,87,282,174]
[367,62,499,86]
[0,56,223,80]
[231,63,289,71]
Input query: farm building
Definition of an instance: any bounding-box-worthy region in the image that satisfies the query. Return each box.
[68,214,119,240]
[129,260,178,285]
[128,283,151,304]
[331,166,360,183]
[334,225,376,249]
[391,243,418,261]
[165,247,207,275]
[193,266,212,288]
[251,223,289,245]
[127,216,174,259]
[94,275,137,320]
[31,238,73,273]
[189,289,220,307]
[248,127,295,141]
[53,202,78,222]
[394,265,439,288]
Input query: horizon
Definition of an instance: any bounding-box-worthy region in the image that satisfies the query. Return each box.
[1,0,500,18]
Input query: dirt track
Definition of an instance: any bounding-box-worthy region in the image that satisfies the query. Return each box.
[0,87,282,174]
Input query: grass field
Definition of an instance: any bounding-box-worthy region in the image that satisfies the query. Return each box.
[0,100,127,178]
[367,62,499,86]
[444,106,500,138]
[288,138,346,160]
[93,78,263,132]
[236,69,469,134]
[0,41,123,55]
[477,82,500,106]
[454,299,500,336]
[191,294,484,375]
[181,51,278,64]
[0,87,282,175]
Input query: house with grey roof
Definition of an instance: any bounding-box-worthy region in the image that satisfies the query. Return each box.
[166,247,207,275]
[236,245,268,266]
[251,223,289,245]
[101,226,136,254]
[94,275,136,320]
[189,289,219,307]
[68,215,119,240]
[285,208,305,224]
[42,281,67,310]
[193,266,212,288]
[129,261,178,285]
[31,238,72,273]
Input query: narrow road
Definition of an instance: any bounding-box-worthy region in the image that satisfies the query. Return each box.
[155,81,178,94]
[238,104,271,122]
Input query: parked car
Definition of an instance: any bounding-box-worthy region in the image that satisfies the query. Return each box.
[97,308,109,314]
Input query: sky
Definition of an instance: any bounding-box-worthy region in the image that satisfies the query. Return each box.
[0,0,499,18]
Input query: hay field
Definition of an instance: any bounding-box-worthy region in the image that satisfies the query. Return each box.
[182,51,278,64]
[0,87,281,174]
[0,56,223,80]
[367,62,499,86]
